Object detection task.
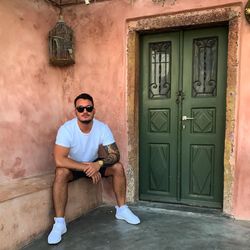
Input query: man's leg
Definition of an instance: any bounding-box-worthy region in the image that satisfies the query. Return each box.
[104,162,126,206]
[104,163,140,225]
[53,168,73,216]
[48,168,73,244]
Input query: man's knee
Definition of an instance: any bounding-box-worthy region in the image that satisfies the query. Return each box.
[110,162,125,176]
[54,168,72,183]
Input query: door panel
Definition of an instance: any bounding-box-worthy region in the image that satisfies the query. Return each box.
[181,28,227,207]
[139,32,180,202]
[139,27,228,208]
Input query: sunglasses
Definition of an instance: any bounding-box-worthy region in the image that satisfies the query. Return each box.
[76,105,94,113]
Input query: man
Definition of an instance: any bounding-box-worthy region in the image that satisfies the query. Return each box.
[48,93,140,245]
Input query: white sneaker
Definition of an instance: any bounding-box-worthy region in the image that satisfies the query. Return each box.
[48,219,67,245]
[115,205,140,225]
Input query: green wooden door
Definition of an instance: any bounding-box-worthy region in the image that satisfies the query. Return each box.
[139,27,227,208]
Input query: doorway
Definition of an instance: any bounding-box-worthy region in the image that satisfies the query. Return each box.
[139,27,228,208]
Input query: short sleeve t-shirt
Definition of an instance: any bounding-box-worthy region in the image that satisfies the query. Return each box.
[55,118,115,162]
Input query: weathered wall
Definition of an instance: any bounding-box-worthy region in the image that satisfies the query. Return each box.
[1,0,250,220]
[0,0,61,182]
[232,6,250,220]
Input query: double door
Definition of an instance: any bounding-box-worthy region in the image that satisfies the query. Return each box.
[139,27,228,208]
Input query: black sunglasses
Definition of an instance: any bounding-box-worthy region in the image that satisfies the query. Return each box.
[76,105,94,113]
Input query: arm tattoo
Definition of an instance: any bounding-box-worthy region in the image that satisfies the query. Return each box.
[102,143,120,166]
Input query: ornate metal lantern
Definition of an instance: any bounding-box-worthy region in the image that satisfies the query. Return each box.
[49,15,75,66]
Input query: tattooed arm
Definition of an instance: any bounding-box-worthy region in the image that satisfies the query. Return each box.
[84,143,120,178]
[102,142,120,166]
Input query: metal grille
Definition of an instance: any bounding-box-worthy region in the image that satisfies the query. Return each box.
[192,37,218,97]
[149,42,171,99]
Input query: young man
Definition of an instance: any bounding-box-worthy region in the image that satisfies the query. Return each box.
[48,93,140,245]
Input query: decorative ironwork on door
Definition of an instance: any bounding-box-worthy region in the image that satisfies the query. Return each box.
[192,37,218,97]
[149,42,171,99]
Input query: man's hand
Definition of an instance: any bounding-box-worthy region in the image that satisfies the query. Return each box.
[91,172,101,184]
[84,162,101,177]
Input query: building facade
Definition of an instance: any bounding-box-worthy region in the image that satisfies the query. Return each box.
[0,0,250,220]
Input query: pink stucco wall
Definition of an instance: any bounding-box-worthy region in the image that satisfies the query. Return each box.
[0,0,59,182]
[233,10,250,220]
[1,0,250,220]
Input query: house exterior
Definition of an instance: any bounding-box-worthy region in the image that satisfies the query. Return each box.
[0,0,250,229]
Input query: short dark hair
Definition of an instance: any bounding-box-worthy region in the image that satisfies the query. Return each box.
[74,93,94,107]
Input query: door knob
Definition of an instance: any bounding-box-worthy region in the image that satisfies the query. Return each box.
[182,115,194,121]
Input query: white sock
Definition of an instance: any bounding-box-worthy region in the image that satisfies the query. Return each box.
[117,204,127,210]
[54,217,65,224]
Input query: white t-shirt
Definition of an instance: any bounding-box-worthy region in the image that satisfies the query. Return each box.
[55,118,115,162]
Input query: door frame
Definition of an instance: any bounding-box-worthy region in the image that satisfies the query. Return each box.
[126,6,241,215]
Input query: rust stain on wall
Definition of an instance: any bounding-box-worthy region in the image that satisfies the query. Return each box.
[1,157,26,179]
[33,23,40,30]
[11,157,26,179]
[33,65,48,86]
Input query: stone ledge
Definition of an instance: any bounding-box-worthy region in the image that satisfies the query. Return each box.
[0,173,54,203]
[0,174,103,250]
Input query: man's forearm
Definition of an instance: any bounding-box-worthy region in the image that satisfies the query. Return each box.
[55,157,87,172]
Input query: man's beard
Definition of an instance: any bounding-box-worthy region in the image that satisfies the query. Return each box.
[79,119,92,124]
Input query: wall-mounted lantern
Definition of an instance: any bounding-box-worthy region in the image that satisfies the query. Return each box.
[245,1,250,23]
[48,15,75,66]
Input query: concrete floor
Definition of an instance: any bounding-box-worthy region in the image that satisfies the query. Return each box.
[23,203,250,250]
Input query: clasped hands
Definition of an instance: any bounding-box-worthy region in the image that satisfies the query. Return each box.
[82,162,101,184]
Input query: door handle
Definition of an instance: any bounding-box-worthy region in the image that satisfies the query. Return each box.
[182,115,194,121]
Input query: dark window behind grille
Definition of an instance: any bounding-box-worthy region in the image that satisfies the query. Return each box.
[149,42,171,99]
[192,37,218,97]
